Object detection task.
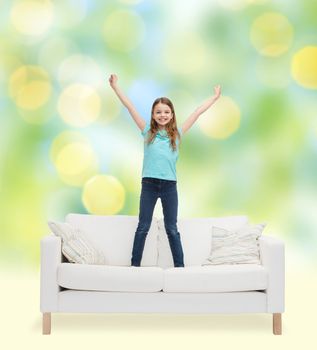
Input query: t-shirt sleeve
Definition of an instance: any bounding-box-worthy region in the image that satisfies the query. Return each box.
[178,126,183,137]
[141,122,150,136]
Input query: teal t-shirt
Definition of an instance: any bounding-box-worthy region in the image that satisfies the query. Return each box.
[141,122,182,181]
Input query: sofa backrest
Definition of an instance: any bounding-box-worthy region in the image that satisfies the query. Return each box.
[65,213,159,266]
[157,215,249,268]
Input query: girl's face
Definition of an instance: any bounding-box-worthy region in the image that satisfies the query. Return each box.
[152,103,173,128]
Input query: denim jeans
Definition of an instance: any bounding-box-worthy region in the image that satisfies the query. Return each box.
[131,177,185,267]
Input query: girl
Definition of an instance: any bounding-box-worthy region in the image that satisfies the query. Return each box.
[108,74,221,267]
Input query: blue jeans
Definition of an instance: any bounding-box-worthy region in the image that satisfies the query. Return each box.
[131,177,184,267]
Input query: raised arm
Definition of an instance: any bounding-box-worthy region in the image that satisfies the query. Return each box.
[108,74,146,131]
[181,85,221,135]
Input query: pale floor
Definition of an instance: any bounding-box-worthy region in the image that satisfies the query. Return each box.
[0,250,316,349]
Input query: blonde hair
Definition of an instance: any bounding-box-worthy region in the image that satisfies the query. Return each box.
[145,97,181,151]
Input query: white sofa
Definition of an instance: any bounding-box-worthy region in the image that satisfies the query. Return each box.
[40,213,285,335]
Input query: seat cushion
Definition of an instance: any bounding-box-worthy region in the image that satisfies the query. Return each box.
[157,216,249,268]
[65,214,158,266]
[57,263,164,292]
[163,265,268,292]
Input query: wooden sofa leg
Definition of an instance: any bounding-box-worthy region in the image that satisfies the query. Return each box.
[273,313,282,335]
[42,313,51,335]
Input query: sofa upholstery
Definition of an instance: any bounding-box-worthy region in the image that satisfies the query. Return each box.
[40,213,285,335]
[58,264,164,292]
[65,214,158,266]
[157,216,249,267]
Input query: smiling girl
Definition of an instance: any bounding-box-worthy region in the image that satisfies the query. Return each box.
[109,74,221,267]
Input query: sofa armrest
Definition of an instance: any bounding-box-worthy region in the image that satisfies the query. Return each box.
[40,234,62,312]
[259,235,285,313]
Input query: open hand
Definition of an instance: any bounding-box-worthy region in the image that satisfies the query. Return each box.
[109,74,118,88]
[213,85,221,100]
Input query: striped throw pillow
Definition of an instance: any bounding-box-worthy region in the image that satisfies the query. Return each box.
[48,221,106,265]
[202,222,267,265]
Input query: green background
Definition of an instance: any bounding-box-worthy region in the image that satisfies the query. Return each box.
[0,0,316,268]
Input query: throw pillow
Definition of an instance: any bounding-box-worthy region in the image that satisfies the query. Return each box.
[48,221,106,265]
[202,222,267,265]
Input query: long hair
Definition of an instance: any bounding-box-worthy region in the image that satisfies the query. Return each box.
[145,97,181,151]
